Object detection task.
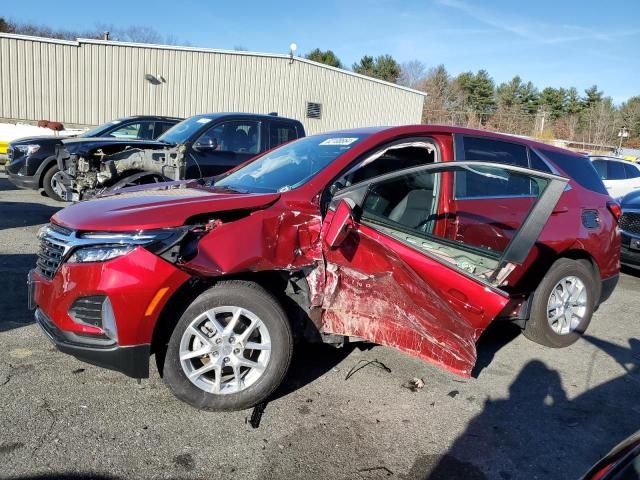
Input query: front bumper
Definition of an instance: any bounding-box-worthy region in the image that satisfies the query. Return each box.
[7,170,39,189]
[621,230,640,268]
[30,247,190,377]
[36,308,151,378]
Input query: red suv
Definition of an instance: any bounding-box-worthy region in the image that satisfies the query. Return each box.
[30,126,620,411]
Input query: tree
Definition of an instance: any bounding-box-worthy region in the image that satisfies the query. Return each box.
[352,54,401,83]
[398,60,427,89]
[620,96,640,143]
[305,48,343,68]
[539,87,567,119]
[583,85,603,109]
[421,65,465,124]
[0,17,15,33]
[456,69,495,115]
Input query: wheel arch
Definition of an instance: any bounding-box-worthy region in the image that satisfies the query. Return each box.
[37,156,58,188]
[151,269,317,376]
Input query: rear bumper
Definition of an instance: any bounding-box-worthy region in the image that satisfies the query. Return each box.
[7,170,39,189]
[36,308,150,378]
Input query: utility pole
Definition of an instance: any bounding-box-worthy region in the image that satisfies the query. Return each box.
[618,126,629,152]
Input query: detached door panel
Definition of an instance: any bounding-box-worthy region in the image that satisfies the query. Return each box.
[321,162,568,376]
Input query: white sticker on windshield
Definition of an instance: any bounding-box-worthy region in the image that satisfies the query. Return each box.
[196,118,212,124]
[110,120,121,124]
[319,137,358,146]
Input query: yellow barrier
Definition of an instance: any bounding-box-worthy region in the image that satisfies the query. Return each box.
[0,141,7,155]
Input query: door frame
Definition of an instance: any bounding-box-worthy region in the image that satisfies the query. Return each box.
[327,161,568,291]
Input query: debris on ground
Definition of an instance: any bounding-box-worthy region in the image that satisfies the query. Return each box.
[344,359,392,380]
[447,390,460,398]
[402,377,425,392]
[247,402,267,429]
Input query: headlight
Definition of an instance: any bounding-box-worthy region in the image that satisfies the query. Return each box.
[68,245,134,263]
[68,227,190,264]
[15,144,41,156]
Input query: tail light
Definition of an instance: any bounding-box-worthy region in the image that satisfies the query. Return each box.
[607,201,622,223]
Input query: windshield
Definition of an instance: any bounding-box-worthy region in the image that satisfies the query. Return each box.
[80,120,121,138]
[158,116,213,144]
[215,133,367,193]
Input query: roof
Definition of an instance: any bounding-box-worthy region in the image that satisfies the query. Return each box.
[0,33,427,97]
[326,124,585,156]
[119,115,184,121]
[190,112,303,123]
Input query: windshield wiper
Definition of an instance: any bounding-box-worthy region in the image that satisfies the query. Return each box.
[212,184,250,194]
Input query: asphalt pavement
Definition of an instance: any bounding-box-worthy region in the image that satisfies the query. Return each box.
[0,168,638,480]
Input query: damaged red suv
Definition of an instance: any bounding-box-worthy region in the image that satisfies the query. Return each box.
[30,126,620,411]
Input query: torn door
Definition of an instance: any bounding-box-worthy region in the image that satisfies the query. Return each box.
[319,162,568,376]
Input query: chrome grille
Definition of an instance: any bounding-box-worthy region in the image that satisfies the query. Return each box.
[36,224,73,279]
[620,212,640,235]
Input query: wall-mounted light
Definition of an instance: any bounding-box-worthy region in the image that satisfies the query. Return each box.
[144,74,162,85]
[289,42,297,65]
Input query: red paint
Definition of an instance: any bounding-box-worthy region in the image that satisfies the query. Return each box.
[37,125,620,377]
[32,247,190,345]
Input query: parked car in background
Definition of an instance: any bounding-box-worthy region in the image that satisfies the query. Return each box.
[619,190,640,269]
[30,125,619,411]
[591,156,640,199]
[56,113,305,201]
[6,115,182,201]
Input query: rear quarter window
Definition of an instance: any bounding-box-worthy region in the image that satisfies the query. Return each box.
[539,149,608,195]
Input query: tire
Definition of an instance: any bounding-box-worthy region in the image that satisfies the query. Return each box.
[42,164,64,201]
[523,258,596,348]
[163,281,293,411]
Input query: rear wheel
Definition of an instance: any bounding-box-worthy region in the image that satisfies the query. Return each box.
[524,258,596,348]
[163,281,293,411]
[42,165,66,201]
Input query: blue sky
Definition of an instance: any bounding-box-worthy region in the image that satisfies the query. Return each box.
[6,0,640,103]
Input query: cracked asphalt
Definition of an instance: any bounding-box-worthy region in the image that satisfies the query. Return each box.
[0,168,639,480]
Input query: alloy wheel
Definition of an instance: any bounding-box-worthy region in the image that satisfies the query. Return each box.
[546,276,588,335]
[179,306,272,395]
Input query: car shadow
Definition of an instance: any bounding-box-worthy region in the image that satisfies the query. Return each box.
[270,342,362,401]
[0,201,61,230]
[0,254,37,333]
[0,173,19,192]
[409,336,640,480]
[621,265,640,277]
[472,322,522,378]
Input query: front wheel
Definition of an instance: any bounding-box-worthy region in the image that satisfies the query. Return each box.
[163,281,293,411]
[42,165,67,201]
[524,258,596,348]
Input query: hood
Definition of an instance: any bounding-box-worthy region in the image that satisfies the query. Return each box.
[621,190,640,209]
[61,137,168,155]
[10,135,65,146]
[52,182,280,231]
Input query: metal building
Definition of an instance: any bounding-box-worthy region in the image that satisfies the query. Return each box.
[0,33,425,134]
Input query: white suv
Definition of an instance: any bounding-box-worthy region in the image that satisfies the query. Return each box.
[591,156,640,199]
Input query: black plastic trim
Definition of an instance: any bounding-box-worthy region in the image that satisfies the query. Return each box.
[36,309,150,378]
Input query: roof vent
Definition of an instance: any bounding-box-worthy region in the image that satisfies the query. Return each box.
[306,102,322,119]
[268,111,278,116]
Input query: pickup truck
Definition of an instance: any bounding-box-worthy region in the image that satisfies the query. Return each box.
[6,115,182,201]
[57,113,305,201]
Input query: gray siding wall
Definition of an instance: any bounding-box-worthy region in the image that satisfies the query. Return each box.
[0,34,425,134]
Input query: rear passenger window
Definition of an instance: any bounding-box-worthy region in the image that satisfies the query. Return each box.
[270,122,299,148]
[460,136,529,167]
[456,136,532,198]
[539,149,608,195]
[624,163,640,179]
[592,160,607,179]
[607,162,626,180]
[154,122,176,138]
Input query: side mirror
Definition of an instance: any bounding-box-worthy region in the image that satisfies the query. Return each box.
[193,138,217,152]
[324,199,355,249]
